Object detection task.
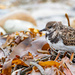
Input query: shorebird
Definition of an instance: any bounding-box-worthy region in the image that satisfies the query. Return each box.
[40,21,75,61]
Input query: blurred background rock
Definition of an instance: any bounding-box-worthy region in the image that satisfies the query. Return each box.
[0,0,75,33]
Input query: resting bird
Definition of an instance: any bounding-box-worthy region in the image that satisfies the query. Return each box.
[40,21,75,53]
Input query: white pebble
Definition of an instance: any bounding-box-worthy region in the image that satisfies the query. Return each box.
[4,20,37,33]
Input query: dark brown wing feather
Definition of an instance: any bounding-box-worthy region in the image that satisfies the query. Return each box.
[60,26,75,46]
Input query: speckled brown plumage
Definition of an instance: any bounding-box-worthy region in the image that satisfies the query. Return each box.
[60,26,75,46]
[41,21,75,46]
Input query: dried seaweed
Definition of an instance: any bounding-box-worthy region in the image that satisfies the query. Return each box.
[0,28,75,75]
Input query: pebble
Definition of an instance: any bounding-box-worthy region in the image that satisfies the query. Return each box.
[0,10,37,27]
[4,20,37,33]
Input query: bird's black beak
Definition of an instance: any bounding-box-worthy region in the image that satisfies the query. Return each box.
[39,28,47,32]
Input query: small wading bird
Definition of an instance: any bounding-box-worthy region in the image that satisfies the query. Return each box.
[40,14,75,61]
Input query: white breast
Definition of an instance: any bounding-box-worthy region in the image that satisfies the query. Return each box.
[46,37,75,52]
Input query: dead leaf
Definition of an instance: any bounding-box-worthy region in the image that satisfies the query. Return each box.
[42,43,50,50]
[9,36,47,59]
[9,37,32,59]
[28,28,45,38]
[64,63,75,75]
[12,58,28,67]
[2,60,12,75]
[28,52,33,58]
[64,68,72,75]
[0,32,3,36]
[37,49,49,54]
[2,67,11,75]
[39,61,60,68]
[0,38,6,47]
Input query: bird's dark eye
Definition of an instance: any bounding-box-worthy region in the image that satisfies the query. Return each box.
[48,26,52,28]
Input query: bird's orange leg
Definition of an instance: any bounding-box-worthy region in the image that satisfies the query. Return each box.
[54,53,60,61]
[70,52,74,61]
[63,51,67,58]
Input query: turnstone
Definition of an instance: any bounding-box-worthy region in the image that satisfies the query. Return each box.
[40,21,75,53]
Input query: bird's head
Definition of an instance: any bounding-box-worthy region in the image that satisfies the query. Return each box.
[40,21,62,33]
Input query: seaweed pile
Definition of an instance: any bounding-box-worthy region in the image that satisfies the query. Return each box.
[0,28,75,75]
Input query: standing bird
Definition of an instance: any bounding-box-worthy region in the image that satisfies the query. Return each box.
[40,21,75,60]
